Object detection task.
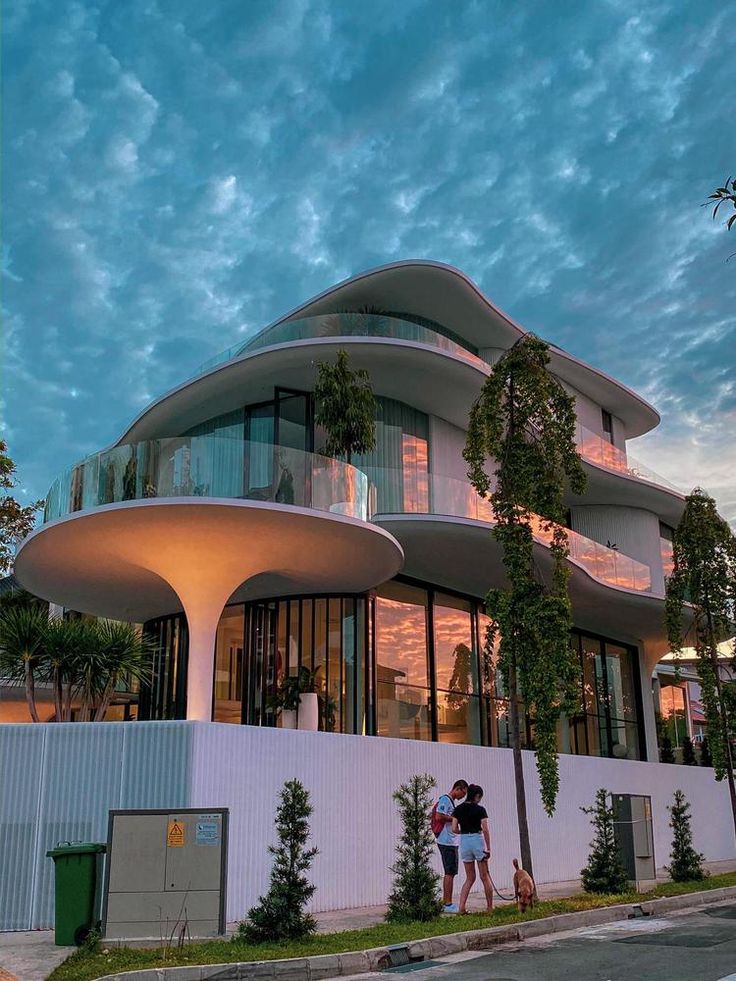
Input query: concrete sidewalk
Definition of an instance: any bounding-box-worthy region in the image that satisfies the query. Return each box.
[2,862,735,981]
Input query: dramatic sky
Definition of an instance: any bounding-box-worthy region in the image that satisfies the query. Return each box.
[3,0,735,522]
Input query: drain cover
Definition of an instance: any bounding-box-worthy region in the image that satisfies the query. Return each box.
[385,960,444,973]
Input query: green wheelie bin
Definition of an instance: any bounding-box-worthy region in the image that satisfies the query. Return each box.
[46,842,106,946]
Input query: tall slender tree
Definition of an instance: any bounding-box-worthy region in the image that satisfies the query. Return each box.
[314,349,377,465]
[463,334,587,880]
[665,488,736,839]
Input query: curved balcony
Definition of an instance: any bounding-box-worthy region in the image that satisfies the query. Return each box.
[366,468,652,593]
[576,423,681,493]
[195,312,487,377]
[43,437,370,523]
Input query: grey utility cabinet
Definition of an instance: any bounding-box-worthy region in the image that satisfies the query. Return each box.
[102,808,228,940]
[612,793,655,887]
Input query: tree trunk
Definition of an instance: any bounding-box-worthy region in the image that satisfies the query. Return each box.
[24,659,41,724]
[508,655,535,884]
[93,681,115,722]
[63,682,73,721]
[53,666,63,722]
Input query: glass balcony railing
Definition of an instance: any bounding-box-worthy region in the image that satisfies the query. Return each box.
[366,468,652,593]
[195,312,487,376]
[576,424,682,494]
[43,438,370,524]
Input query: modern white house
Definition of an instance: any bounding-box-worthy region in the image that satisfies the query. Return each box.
[4,260,733,931]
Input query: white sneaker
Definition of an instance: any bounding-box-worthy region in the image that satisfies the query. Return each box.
[442,903,459,913]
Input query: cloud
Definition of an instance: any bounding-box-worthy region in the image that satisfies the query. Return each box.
[2,0,734,534]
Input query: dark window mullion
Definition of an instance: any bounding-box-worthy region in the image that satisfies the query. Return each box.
[427,589,437,742]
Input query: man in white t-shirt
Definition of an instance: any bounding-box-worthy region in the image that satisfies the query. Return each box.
[435,779,468,913]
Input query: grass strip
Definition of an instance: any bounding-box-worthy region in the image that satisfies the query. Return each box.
[48,871,736,981]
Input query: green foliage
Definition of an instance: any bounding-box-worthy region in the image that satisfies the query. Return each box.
[268,666,317,714]
[240,779,319,943]
[707,176,736,231]
[665,489,736,782]
[0,607,153,722]
[47,872,736,981]
[580,789,630,895]
[660,734,675,764]
[314,349,377,464]
[463,334,587,815]
[386,774,443,923]
[681,735,698,766]
[666,790,705,882]
[700,736,713,768]
[0,438,44,576]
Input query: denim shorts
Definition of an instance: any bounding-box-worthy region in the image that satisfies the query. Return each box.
[460,833,487,863]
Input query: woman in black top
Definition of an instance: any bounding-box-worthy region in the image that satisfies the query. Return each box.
[451,784,493,913]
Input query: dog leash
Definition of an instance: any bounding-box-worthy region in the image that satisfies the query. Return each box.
[488,873,517,903]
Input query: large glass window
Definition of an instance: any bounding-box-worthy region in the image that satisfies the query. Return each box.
[213,605,245,723]
[211,595,370,735]
[139,614,188,720]
[575,634,642,760]
[433,593,481,745]
[659,522,675,580]
[375,582,431,740]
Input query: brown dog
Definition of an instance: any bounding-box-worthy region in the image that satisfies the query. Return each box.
[512,858,535,912]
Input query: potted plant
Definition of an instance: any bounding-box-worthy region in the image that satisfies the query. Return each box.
[269,667,319,731]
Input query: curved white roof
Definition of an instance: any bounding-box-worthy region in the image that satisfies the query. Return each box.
[116,259,660,445]
[267,260,660,438]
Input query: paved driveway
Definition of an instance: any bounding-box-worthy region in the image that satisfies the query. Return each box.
[375,902,736,981]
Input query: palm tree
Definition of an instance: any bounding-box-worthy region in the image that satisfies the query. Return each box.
[44,617,92,722]
[88,620,154,721]
[0,605,48,722]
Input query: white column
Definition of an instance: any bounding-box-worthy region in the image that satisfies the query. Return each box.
[179,595,227,722]
[166,576,246,722]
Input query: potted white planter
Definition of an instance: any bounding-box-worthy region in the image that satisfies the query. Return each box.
[297,693,319,731]
[281,709,298,730]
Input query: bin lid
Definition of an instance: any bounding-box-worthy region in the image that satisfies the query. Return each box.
[46,842,106,858]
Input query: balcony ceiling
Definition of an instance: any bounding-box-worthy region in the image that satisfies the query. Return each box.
[570,460,686,525]
[374,513,672,667]
[117,339,486,444]
[14,499,404,622]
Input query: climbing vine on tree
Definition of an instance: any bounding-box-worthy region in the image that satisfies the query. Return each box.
[463,334,587,878]
[665,488,736,838]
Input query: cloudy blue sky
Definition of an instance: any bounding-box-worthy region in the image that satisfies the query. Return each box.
[3,0,735,522]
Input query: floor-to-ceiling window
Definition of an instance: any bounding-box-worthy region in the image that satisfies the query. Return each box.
[140,584,644,761]
[230,595,369,734]
[213,605,245,723]
[375,582,432,740]
[139,614,188,720]
[433,593,481,745]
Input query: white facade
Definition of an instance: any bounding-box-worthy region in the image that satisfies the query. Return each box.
[1,721,732,931]
[7,260,727,928]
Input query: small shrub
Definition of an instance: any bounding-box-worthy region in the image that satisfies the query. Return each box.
[681,735,697,766]
[660,734,675,764]
[700,736,713,767]
[238,779,318,942]
[580,788,630,895]
[386,774,443,922]
[666,789,705,882]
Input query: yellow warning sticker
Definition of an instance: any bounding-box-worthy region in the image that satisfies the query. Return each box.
[167,820,185,848]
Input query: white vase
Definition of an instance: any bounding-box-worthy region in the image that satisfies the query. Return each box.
[297,693,319,731]
[281,709,297,730]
